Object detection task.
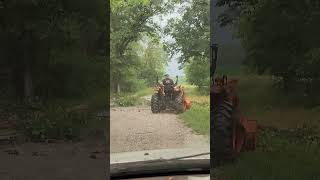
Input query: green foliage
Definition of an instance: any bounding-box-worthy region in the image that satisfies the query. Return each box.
[165,0,210,89]
[235,75,320,129]
[110,0,173,93]
[216,43,245,69]
[180,85,210,135]
[134,87,154,97]
[114,94,140,107]
[0,1,106,141]
[22,108,81,141]
[185,58,210,90]
[180,103,210,135]
[165,0,209,63]
[0,0,107,101]
[117,37,168,92]
[218,0,320,106]
[3,102,101,142]
[139,37,169,86]
[214,127,320,180]
[113,87,153,107]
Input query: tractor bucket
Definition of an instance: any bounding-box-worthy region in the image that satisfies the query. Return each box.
[184,99,192,110]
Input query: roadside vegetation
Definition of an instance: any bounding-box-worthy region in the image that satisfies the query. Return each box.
[0,1,107,142]
[112,88,153,107]
[211,71,320,179]
[237,75,320,129]
[179,85,210,135]
[164,0,210,136]
[213,127,320,180]
[110,0,175,95]
[209,0,320,178]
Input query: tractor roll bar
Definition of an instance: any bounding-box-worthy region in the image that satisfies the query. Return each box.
[210,0,219,85]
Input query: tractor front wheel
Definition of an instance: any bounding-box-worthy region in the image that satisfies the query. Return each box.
[212,100,235,166]
[151,94,161,113]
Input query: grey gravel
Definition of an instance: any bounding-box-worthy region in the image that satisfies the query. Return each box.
[110,106,209,153]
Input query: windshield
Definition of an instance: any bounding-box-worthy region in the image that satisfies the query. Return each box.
[110,0,210,174]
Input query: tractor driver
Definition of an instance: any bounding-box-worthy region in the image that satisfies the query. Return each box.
[162,74,175,87]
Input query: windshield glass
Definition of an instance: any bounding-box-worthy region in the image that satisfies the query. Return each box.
[110,0,210,169]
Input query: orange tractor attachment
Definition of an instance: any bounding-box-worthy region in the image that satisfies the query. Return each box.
[234,116,258,152]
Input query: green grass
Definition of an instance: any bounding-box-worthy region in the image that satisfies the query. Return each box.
[214,128,320,180]
[180,72,320,135]
[179,85,210,135]
[214,149,320,180]
[180,103,210,135]
[134,87,154,97]
[236,75,320,129]
[113,87,154,107]
[214,67,320,128]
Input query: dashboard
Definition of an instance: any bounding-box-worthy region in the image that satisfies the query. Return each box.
[123,174,210,180]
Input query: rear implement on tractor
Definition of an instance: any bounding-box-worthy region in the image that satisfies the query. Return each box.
[151,76,191,114]
[210,0,258,166]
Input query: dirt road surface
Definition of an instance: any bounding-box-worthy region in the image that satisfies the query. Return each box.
[0,140,107,180]
[110,105,209,153]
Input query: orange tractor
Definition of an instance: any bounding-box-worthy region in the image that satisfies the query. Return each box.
[210,0,258,166]
[151,76,192,114]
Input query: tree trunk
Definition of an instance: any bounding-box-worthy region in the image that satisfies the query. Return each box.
[24,62,33,101]
[21,29,34,102]
[282,75,291,93]
[43,36,51,104]
[117,82,121,94]
[12,58,25,101]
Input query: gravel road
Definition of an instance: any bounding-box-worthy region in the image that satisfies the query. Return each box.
[0,140,107,180]
[110,105,209,153]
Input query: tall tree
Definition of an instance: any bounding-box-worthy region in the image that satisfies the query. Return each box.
[217,0,320,105]
[110,0,174,93]
[165,0,210,90]
[139,36,169,86]
[0,0,107,102]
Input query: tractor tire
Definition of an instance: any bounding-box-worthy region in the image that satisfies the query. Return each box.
[161,103,166,110]
[151,94,161,113]
[174,95,185,114]
[211,100,235,167]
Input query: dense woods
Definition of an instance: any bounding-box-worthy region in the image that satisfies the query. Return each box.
[165,0,210,91]
[110,0,174,94]
[0,0,107,141]
[217,0,320,106]
[0,0,107,103]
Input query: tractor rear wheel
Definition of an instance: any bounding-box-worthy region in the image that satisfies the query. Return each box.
[212,100,235,166]
[151,94,161,113]
[174,95,185,114]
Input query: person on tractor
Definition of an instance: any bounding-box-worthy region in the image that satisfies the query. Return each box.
[161,74,178,100]
[162,74,175,86]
